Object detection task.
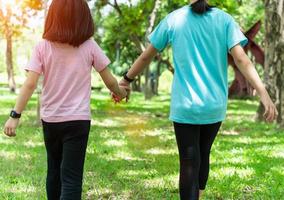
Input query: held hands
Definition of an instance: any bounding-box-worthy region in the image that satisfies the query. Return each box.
[112,79,131,103]
[4,118,20,137]
[112,86,127,103]
[119,79,131,102]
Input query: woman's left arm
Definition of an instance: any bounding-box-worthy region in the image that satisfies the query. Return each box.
[4,71,40,137]
[230,45,278,122]
[126,45,158,79]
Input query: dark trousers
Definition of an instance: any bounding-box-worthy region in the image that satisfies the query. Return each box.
[42,120,90,200]
[173,122,222,200]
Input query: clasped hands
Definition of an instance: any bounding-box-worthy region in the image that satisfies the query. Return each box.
[112,79,131,103]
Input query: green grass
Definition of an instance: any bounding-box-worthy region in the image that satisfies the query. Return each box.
[0,88,283,200]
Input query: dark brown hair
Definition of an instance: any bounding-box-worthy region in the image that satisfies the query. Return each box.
[43,0,95,47]
[191,0,213,14]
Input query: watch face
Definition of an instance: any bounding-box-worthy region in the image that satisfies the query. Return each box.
[10,111,15,118]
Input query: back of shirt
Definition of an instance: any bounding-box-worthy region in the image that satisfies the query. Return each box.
[25,39,110,123]
[149,6,248,124]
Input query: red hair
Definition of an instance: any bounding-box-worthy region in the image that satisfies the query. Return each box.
[43,0,95,47]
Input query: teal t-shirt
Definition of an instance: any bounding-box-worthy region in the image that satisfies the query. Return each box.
[148,6,248,124]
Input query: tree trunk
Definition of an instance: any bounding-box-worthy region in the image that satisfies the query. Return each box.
[143,0,161,100]
[257,0,284,126]
[106,0,162,99]
[154,62,161,95]
[144,67,153,99]
[156,54,174,74]
[132,75,142,92]
[6,34,16,93]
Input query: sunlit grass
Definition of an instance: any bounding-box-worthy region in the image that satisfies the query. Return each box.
[0,89,283,199]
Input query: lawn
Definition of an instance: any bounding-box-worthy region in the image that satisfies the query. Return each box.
[0,88,283,200]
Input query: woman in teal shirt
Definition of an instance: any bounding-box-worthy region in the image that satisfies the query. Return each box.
[119,0,278,199]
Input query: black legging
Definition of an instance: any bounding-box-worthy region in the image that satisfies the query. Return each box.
[174,122,222,200]
[42,120,90,200]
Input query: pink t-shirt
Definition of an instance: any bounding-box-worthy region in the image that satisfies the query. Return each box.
[25,39,110,123]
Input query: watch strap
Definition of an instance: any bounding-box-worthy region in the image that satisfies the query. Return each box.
[123,72,135,83]
[10,110,21,119]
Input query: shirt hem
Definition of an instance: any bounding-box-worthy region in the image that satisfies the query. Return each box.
[169,116,225,125]
[228,38,248,51]
[148,37,164,52]
[95,60,111,73]
[24,67,42,75]
[41,115,91,123]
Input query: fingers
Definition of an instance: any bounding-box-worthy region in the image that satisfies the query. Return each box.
[111,84,131,103]
[112,95,120,103]
[263,104,278,123]
[111,93,122,103]
[267,106,274,122]
[264,105,271,121]
[118,79,131,103]
[273,106,278,121]
[8,127,12,136]
[263,106,268,119]
[4,126,10,136]
[4,127,16,137]
[10,128,16,137]
[4,127,8,136]
[127,91,131,102]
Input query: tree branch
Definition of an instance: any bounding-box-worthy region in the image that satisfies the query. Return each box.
[107,0,123,16]
[146,0,161,36]
[156,54,174,74]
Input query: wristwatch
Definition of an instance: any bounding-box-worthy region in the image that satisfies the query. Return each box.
[10,110,21,119]
[123,72,135,83]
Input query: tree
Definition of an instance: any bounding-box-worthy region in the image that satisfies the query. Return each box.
[257,0,284,126]
[0,0,42,92]
[94,0,240,99]
[95,0,165,99]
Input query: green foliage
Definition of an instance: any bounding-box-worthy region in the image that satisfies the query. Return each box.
[209,0,240,14]
[236,0,265,46]
[94,1,156,74]
[0,89,283,199]
[92,0,264,76]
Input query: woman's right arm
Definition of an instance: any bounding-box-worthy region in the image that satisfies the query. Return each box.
[230,44,278,122]
[119,44,158,88]
[126,44,158,79]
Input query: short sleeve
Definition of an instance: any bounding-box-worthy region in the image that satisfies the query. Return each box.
[25,42,43,74]
[226,16,248,52]
[148,17,170,52]
[91,40,111,72]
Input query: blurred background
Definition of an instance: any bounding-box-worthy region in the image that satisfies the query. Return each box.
[0,0,283,199]
[0,0,267,95]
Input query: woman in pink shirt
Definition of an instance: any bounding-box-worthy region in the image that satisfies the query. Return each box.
[3,0,127,199]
